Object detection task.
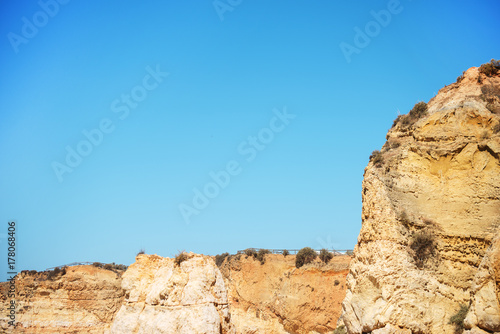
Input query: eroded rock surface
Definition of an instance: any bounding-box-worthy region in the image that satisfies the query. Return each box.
[219,253,350,334]
[110,253,232,334]
[0,265,124,333]
[342,67,500,333]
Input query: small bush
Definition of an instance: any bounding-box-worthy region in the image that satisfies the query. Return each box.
[410,230,437,269]
[390,141,401,149]
[456,74,464,83]
[174,251,189,266]
[256,249,271,265]
[333,325,347,334]
[137,248,145,256]
[369,150,384,167]
[479,59,500,76]
[393,102,429,129]
[319,249,333,263]
[215,253,230,267]
[46,267,65,280]
[282,249,289,257]
[391,114,403,128]
[493,123,500,133]
[449,304,469,334]
[399,211,411,227]
[295,247,317,268]
[244,248,258,258]
[409,101,428,119]
[92,262,103,268]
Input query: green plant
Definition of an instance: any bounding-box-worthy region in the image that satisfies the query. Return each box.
[215,253,230,267]
[295,247,317,268]
[282,249,289,257]
[410,230,437,269]
[174,251,189,266]
[92,262,103,268]
[137,248,145,256]
[333,325,347,334]
[369,150,384,167]
[319,249,333,263]
[479,59,500,76]
[256,249,271,264]
[449,304,469,334]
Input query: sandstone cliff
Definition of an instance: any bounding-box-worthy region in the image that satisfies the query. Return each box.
[0,265,124,333]
[342,64,500,333]
[110,253,232,334]
[1,252,350,333]
[219,253,350,334]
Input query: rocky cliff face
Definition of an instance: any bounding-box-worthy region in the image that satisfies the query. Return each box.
[342,66,500,334]
[110,253,232,334]
[1,253,350,333]
[0,265,124,333]
[219,253,350,334]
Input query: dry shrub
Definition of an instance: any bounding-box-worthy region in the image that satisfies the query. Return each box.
[215,253,229,267]
[319,249,333,263]
[370,150,384,167]
[479,59,500,76]
[449,304,469,334]
[410,230,437,269]
[295,247,317,268]
[174,251,189,266]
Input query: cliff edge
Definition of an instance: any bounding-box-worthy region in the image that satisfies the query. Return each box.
[342,62,500,333]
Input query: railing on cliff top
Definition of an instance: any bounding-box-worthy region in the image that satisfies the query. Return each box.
[45,249,354,270]
[45,261,96,270]
[236,248,354,255]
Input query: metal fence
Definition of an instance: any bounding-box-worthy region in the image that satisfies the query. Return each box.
[45,261,95,270]
[236,248,353,255]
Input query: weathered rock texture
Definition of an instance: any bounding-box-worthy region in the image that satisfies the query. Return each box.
[110,253,232,334]
[465,233,500,333]
[342,66,500,333]
[0,253,350,333]
[0,265,124,333]
[219,253,350,334]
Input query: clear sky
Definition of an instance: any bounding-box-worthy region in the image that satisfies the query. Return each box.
[0,0,499,276]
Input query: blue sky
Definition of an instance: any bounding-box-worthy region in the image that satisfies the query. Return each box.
[0,0,499,276]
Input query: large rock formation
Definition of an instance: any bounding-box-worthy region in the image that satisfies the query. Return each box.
[0,252,351,333]
[219,253,350,334]
[0,265,124,333]
[110,253,232,334]
[342,65,500,333]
